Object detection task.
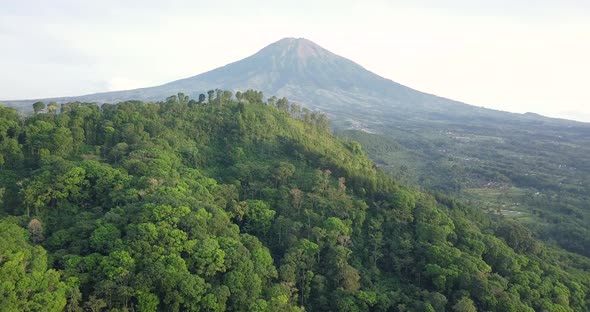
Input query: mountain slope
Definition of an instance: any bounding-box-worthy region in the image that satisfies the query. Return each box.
[3,38,584,127]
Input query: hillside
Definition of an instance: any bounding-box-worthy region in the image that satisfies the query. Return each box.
[1,92,589,311]
[4,37,590,259]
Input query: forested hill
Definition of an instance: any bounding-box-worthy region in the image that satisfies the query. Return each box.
[0,91,589,311]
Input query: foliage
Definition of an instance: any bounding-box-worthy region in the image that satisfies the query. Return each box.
[0,93,588,311]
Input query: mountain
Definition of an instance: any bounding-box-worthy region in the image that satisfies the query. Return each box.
[3,38,585,128]
[3,37,590,257]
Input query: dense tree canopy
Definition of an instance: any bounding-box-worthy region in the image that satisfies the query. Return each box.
[0,91,588,311]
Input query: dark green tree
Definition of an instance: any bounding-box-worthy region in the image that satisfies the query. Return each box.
[33,101,46,114]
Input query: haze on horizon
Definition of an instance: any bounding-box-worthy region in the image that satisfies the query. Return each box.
[1,0,589,122]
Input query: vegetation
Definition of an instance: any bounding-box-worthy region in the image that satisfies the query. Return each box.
[0,91,589,311]
[340,121,590,259]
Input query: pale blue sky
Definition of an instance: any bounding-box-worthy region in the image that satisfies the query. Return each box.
[1,0,589,121]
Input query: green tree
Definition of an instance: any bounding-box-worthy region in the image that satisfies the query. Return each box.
[273,162,295,187]
[277,97,290,112]
[33,101,46,114]
[244,200,276,235]
[47,102,59,114]
[453,296,477,312]
[0,220,68,311]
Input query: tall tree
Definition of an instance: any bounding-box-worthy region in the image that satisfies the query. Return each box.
[47,102,58,114]
[207,90,215,103]
[198,93,206,104]
[33,101,46,114]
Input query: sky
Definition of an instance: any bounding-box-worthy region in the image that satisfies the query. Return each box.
[1,0,589,121]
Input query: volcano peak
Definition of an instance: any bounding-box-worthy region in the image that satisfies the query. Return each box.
[259,37,332,60]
